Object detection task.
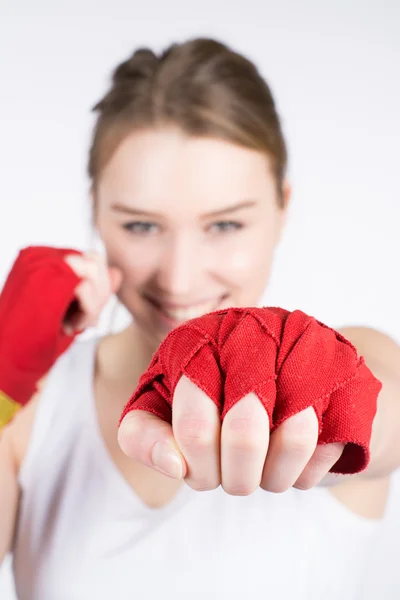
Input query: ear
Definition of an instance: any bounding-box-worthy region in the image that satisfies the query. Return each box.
[274,179,292,245]
[281,179,292,212]
[89,186,98,229]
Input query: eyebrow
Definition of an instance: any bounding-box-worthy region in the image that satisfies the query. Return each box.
[110,200,258,219]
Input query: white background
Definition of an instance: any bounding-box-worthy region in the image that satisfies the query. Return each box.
[0,0,399,598]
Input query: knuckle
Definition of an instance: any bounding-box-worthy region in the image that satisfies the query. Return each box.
[225,433,264,455]
[315,443,343,465]
[76,255,101,281]
[175,415,215,449]
[88,262,101,282]
[224,417,266,452]
[226,415,261,436]
[78,290,101,318]
[83,250,104,267]
[90,275,109,300]
[281,432,315,457]
[65,256,83,277]
[84,250,100,260]
[76,279,91,298]
[279,415,317,456]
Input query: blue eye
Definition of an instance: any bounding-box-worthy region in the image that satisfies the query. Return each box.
[209,221,243,233]
[123,221,158,235]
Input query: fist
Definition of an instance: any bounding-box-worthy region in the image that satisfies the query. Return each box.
[0,245,123,409]
[63,251,122,334]
[118,308,381,494]
[119,376,345,494]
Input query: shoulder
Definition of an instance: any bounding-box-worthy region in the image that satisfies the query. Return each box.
[338,325,400,371]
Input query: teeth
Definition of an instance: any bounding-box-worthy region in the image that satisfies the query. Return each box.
[161,301,219,322]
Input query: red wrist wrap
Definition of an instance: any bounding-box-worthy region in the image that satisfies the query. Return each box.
[119,307,382,474]
[0,246,82,417]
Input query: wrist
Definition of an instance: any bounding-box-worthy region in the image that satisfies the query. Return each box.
[0,389,21,430]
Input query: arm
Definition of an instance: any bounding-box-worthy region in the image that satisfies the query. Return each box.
[326,326,400,482]
[319,326,400,518]
[0,249,116,562]
[0,426,20,564]
[0,391,41,565]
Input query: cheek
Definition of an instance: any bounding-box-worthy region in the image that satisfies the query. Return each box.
[100,229,160,288]
[225,247,256,276]
[218,231,276,282]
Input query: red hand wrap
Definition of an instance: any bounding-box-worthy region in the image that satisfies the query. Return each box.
[0,246,82,413]
[119,307,382,474]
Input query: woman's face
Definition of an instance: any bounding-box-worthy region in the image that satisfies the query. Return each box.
[95,126,290,349]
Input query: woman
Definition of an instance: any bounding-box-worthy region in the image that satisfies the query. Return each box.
[0,37,399,600]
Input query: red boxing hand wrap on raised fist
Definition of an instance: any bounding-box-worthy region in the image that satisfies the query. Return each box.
[0,246,82,427]
[120,307,382,475]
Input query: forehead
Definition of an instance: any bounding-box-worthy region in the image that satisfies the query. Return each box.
[97,127,276,213]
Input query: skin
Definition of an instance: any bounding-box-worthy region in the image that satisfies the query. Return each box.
[90,127,399,503]
[0,125,395,567]
[94,126,287,351]
[86,126,346,494]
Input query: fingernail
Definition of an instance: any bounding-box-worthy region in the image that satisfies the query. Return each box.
[151,441,183,479]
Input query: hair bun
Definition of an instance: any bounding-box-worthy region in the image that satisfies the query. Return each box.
[112,49,158,84]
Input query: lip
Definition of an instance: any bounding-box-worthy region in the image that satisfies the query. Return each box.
[144,294,228,330]
[145,294,228,311]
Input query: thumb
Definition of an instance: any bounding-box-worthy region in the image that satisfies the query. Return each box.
[118,410,187,480]
[108,266,123,294]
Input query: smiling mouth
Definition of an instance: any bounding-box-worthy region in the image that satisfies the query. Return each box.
[145,294,228,322]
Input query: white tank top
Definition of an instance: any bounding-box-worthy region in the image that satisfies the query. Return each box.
[11,338,382,600]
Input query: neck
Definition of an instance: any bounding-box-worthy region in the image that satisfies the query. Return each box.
[95,322,157,407]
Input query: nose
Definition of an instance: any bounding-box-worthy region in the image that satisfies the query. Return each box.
[156,233,204,298]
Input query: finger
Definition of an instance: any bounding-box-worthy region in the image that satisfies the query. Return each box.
[81,251,112,301]
[172,375,221,491]
[118,410,187,480]
[64,255,110,327]
[261,407,318,493]
[80,252,121,302]
[221,393,270,496]
[62,285,97,335]
[83,251,113,295]
[64,253,100,282]
[293,442,345,490]
[71,280,102,330]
